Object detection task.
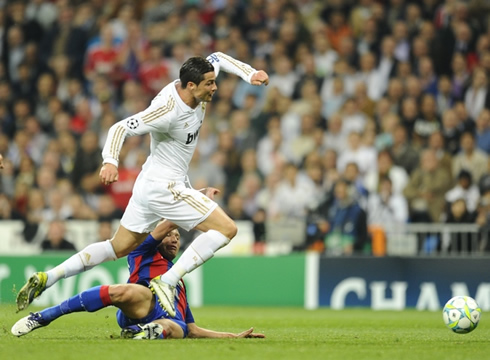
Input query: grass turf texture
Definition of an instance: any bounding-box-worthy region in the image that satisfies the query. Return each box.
[0,305,487,360]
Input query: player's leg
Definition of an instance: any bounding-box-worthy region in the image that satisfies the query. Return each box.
[15,226,149,311]
[161,206,236,286]
[11,284,155,337]
[12,284,113,336]
[16,193,162,311]
[151,203,236,317]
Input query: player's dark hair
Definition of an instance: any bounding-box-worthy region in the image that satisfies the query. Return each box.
[179,57,214,88]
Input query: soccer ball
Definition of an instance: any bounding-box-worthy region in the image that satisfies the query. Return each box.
[442,296,481,334]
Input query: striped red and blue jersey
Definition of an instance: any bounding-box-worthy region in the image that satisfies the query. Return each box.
[127,234,194,324]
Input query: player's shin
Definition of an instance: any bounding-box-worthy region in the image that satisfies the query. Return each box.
[39,285,113,323]
[161,230,230,286]
[45,240,117,287]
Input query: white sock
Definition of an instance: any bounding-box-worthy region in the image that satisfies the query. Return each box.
[161,230,230,286]
[46,240,117,288]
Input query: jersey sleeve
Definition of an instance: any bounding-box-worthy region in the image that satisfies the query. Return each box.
[128,234,161,258]
[206,52,257,84]
[101,94,176,167]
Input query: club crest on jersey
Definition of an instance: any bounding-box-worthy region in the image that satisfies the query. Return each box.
[185,128,200,144]
[127,118,139,130]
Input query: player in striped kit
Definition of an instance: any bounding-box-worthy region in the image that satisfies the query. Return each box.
[12,223,265,339]
[16,52,269,317]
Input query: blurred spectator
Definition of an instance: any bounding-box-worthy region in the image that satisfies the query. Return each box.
[444,198,478,252]
[367,176,409,225]
[42,188,71,222]
[96,194,123,222]
[403,148,452,222]
[0,192,23,220]
[268,162,315,221]
[427,130,453,177]
[412,93,441,148]
[441,109,462,155]
[364,149,408,195]
[452,131,488,184]
[40,5,87,79]
[445,169,481,213]
[323,179,369,255]
[435,75,454,115]
[256,118,288,177]
[450,53,470,100]
[71,130,101,192]
[224,192,250,221]
[96,220,114,242]
[67,193,97,221]
[84,23,121,85]
[337,131,377,176]
[41,220,76,252]
[390,124,420,175]
[476,109,490,153]
[464,67,490,121]
[323,112,346,155]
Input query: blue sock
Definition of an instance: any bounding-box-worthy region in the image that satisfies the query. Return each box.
[39,285,112,323]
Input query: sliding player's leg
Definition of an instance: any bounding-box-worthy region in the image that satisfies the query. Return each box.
[11,283,154,337]
[151,204,236,317]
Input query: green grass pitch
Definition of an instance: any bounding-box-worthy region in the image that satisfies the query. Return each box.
[0,305,488,360]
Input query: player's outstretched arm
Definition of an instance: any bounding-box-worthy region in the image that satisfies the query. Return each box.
[187,323,265,339]
[250,70,269,86]
[0,153,4,169]
[207,52,269,87]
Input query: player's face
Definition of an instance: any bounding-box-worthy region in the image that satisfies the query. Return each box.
[192,72,217,102]
[159,229,181,260]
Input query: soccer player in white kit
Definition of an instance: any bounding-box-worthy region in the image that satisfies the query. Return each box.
[16,52,269,317]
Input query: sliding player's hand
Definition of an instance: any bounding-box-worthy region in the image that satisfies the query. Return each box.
[250,70,269,86]
[0,153,3,169]
[236,327,265,338]
[99,163,119,185]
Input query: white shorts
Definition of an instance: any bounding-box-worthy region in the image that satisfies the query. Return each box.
[120,177,218,233]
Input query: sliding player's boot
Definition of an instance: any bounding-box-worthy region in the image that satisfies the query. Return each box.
[11,312,50,336]
[120,323,164,340]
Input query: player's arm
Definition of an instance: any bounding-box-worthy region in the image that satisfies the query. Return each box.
[186,323,265,339]
[99,96,175,185]
[206,52,268,86]
[0,153,3,169]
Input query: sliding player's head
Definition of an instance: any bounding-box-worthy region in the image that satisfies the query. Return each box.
[180,57,217,102]
[158,229,181,261]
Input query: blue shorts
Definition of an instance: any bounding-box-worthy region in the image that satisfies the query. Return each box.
[116,295,189,338]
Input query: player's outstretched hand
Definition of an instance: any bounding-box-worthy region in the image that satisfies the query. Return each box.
[251,70,269,86]
[99,163,119,185]
[236,327,265,339]
[0,153,3,169]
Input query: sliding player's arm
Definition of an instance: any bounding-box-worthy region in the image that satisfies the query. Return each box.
[187,323,265,339]
[99,95,176,185]
[206,52,268,86]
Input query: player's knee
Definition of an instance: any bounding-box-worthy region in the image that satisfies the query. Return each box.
[109,285,132,304]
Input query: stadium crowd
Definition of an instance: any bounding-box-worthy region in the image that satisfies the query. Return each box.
[0,0,490,255]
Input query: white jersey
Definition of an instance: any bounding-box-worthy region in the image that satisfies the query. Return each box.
[102,52,257,181]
